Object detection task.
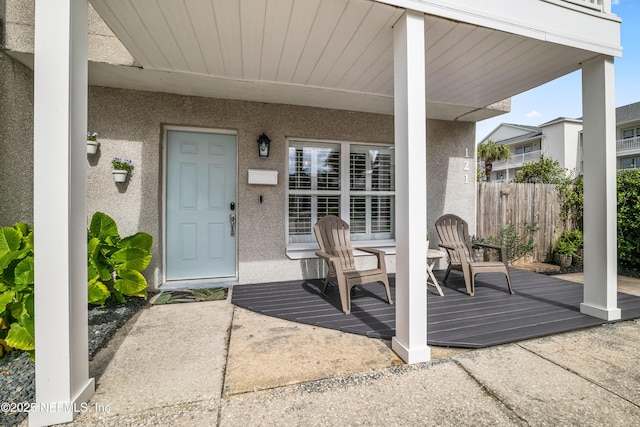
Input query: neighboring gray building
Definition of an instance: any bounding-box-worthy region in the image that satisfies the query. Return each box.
[479,101,640,180]
[616,101,640,170]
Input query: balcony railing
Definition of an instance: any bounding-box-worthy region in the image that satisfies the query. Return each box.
[617,137,640,154]
[562,0,610,13]
[492,150,542,170]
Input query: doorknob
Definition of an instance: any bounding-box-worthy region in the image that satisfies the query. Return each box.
[229,214,236,237]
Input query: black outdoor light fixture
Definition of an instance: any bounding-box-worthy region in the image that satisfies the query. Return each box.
[257,133,271,158]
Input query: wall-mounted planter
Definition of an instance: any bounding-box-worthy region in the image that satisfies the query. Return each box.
[87,140,99,154]
[112,170,129,183]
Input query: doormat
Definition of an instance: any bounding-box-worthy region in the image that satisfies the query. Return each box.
[152,287,228,305]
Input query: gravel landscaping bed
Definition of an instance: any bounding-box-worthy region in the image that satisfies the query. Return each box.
[0,296,147,427]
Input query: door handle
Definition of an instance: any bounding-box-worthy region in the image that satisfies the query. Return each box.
[229,214,236,237]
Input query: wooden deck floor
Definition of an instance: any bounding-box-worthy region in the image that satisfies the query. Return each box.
[231,269,640,348]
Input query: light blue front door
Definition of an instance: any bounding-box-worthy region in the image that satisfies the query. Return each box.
[166,131,237,281]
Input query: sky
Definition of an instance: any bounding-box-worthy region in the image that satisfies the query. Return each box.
[475,0,640,142]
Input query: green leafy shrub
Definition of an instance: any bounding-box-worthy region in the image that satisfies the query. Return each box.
[488,223,538,263]
[0,223,35,359]
[0,212,151,359]
[553,239,577,256]
[513,157,567,185]
[562,229,583,250]
[558,175,583,229]
[553,229,583,258]
[513,158,583,230]
[617,169,640,266]
[87,212,152,305]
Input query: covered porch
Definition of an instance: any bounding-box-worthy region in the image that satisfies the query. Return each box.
[232,269,640,348]
[19,0,623,424]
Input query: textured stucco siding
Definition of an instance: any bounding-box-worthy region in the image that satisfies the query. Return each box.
[0,53,34,225]
[0,57,475,289]
[85,87,475,287]
[4,0,135,66]
[426,118,477,272]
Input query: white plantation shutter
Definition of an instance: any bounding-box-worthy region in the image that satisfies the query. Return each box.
[349,146,395,241]
[287,140,394,245]
[371,196,393,234]
[349,196,367,234]
[288,195,311,237]
[372,152,393,191]
[288,143,341,243]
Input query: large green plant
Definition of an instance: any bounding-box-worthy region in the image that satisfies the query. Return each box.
[553,230,583,257]
[87,212,152,305]
[0,213,151,359]
[617,169,640,266]
[513,157,568,185]
[0,223,35,359]
[489,223,538,263]
[557,175,583,229]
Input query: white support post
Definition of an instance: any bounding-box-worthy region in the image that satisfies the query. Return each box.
[30,0,94,425]
[392,11,430,364]
[580,55,621,321]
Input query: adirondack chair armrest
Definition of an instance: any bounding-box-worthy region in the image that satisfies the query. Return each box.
[473,242,503,251]
[355,247,386,258]
[438,243,455,250]
[315,251,344,273]
[473,243,509,265]
[355,247,387,270]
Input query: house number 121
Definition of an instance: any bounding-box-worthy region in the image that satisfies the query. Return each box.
[463,148,470,184]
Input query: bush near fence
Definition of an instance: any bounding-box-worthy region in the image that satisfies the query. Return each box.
[477,182,572,263]
[479,170,640,268]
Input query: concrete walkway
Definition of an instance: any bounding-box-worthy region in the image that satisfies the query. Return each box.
[67,275,640,426]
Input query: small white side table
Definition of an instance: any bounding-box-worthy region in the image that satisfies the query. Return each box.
[427,249,445,296]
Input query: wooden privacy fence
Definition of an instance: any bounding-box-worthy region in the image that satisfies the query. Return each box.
[477,182,570,262]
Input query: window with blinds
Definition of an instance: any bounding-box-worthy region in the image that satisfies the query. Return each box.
[287,139,394,245]
[349,145,394,241]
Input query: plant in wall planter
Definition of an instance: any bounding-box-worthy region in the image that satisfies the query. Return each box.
[112,157,133,183]
[87,132,99,154]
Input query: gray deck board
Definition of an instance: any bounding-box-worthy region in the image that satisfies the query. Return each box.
[231,269,640,348]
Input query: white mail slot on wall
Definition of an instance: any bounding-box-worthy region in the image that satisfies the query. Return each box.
[248,169,278,185]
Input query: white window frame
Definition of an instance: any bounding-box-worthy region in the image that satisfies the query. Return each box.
[285,137,396,259]
[515,144,533,155]
[621,127,640,139]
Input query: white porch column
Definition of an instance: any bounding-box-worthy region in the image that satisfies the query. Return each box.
[30,0,94,425]
[392,11,430,364]
[580,55,621,321]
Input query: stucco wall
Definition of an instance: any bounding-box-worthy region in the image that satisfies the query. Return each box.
[426,118,477,263]
[0,52,34,226]
[86,86,475,288]
[0,55,476,288]
[4,0,135,66]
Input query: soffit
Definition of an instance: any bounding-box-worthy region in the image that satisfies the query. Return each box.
[88,0,600,121]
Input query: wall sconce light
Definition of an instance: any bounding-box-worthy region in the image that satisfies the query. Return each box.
[257,133,271,158]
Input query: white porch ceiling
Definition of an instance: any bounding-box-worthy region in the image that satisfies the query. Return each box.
[89,0,601,121]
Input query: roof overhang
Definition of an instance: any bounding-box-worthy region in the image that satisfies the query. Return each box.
[6,0,623,122]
